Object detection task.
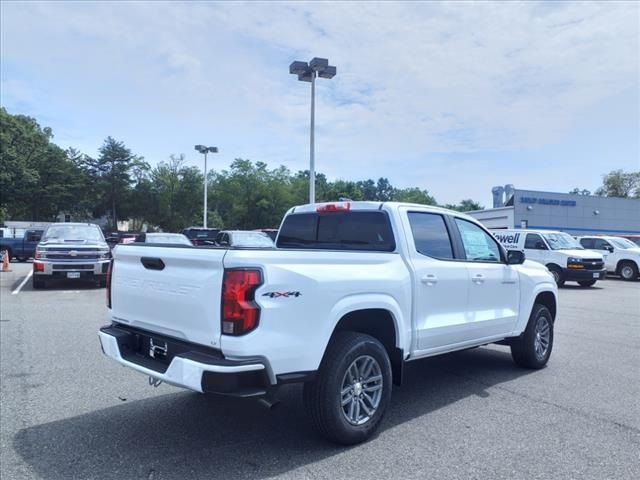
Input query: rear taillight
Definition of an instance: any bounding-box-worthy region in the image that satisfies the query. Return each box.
[106,259,114,309]
[33,262,44,272]
[221,269,262,336]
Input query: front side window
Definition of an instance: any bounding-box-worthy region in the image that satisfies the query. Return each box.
[454,218,501,262]
[593,239,612,250]
[525,233,547,250]
[407,212,453,259]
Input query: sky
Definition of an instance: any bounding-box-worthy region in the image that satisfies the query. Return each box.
[1,1,639,206]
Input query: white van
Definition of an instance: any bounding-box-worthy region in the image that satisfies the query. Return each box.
[492,229,606,287]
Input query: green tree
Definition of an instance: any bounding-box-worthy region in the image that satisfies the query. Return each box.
[595,170,640,198]
[392,187,437,205]
[149,154,204,231]
[82,137,144,226]
[443,199,484,212]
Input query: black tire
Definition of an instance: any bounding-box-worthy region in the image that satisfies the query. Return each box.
[618,261,639,281]
[303,332,392,445]
[578,280,597,287]
[16,256,28,263]
[98,279,107,288]
[547,264,565,287]
[32,277,45,289]
[510,304,554,369]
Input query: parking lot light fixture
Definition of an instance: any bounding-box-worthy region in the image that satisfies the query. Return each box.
[289,57,337,204]
[194,145,218,228]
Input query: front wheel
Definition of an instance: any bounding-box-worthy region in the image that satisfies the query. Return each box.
[16,256,28,263]
[547,265,565,287]
[303,332,392,445]
[578,280,597,287]
[511,304,554,369]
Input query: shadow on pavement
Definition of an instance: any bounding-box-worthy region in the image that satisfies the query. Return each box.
[14,347,536,480]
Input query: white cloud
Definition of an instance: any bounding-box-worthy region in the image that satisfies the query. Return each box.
[1,0,638,204]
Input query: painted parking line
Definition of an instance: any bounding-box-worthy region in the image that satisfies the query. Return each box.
[11,270,33,295]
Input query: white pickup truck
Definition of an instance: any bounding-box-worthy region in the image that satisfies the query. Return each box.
[99,201,558,444]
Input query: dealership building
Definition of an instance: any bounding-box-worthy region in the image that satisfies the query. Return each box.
[467,186,640,235]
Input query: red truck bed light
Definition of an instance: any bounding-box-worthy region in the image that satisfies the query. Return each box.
[316,202,351,213]
[222,269,263,335]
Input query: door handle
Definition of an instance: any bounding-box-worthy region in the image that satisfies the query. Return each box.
[140,257,165,271]
[472,274,485,284]
[421,274,438,285]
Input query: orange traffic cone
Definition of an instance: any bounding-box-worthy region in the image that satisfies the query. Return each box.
[1,251,10,272]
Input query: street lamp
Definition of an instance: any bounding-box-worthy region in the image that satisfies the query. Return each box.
[194,144,218,228]
[289,57,336,204]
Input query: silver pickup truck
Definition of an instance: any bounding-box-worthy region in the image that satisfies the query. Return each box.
[33,223,111,289]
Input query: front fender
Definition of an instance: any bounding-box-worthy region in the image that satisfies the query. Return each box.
[514,282,557,335]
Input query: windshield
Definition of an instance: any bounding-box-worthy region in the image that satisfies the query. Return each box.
[609,237,638,249]
[232,232,274,247]
[542,232,583,250]
[145,234,192,246]
[42,225,105,243]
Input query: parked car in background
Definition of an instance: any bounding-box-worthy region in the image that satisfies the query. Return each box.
[0,229,43,262]
[492,229,606,287]
[181,227,220,246]
[135,233,192,246]
[215,230,275,248]
[100,201,557,444]
[105,232,139,249]
[254,228,279,241]
[578,235,640,281]
[33,223,111,289]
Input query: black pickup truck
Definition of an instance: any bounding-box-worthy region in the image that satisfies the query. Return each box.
[32,223,111,289]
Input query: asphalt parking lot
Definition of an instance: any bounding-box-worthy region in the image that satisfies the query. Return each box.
[1,262,638,480]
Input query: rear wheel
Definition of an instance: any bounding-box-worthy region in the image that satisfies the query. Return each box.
[619,261,638,281]
[547,265,565,287]
[511,304,554,369]
[303,332,392,445]
[578,280,596,287]
[16,256,28,262]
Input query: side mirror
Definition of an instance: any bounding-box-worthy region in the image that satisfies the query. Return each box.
[604,245,614,253]
[507,250,525,265]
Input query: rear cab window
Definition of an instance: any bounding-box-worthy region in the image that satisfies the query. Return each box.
[277,211,395,252]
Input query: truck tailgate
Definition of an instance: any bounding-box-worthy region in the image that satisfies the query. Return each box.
[110,245,226,348]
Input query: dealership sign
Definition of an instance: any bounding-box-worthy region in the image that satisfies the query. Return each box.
[519,197,576,207]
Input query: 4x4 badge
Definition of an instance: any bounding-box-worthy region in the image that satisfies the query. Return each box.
[262,291,301,298]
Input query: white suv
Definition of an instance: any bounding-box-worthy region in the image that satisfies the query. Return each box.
[578,236,640,281]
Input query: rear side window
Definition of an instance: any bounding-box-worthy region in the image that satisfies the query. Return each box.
[579,238,594,249]
[407,212,453,259]
[277,212,395,252]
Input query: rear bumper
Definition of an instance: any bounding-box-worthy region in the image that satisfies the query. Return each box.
[98,324,272,396]
[562,267,607,281]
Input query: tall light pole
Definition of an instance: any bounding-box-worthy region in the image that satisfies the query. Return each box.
[289,57,336,204]
[194,145,218,228]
